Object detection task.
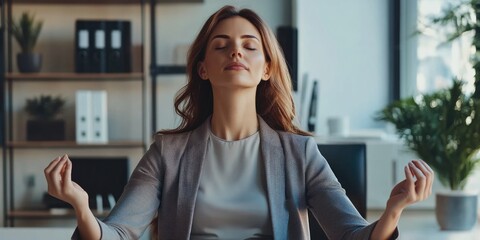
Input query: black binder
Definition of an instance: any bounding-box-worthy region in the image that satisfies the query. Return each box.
[90,20,107,73]
[308,80,318,132]
[277,26,298,91]
[75,20,92,73]
[106,20,131,73]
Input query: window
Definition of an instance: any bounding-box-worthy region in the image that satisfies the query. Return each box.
[402,0,475,97]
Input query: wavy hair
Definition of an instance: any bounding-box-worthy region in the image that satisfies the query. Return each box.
[158,5,310,136]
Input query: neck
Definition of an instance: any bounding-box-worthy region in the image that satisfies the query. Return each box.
[210,88,259,141]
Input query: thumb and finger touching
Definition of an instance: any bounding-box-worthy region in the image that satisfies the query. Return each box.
[44,155,75,201]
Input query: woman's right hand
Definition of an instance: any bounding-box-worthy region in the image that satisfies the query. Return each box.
[44,154,89,210]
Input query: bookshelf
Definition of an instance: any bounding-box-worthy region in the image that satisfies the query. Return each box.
[5,72,144,81]
[1,1,147,227]
[6,141,145,148]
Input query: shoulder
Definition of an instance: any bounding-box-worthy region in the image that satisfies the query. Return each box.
[271,130,318,160]
[152,131,191,150]
[258,116,314,149]
[276,130,315,148]
[153,131,191,142]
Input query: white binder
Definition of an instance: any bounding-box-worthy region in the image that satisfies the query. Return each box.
[76,90,92,143]
[91,90,108,143]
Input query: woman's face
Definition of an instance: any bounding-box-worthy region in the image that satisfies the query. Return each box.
[198,16,270,90]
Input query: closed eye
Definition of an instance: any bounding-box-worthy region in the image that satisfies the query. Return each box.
[244,41,259,51]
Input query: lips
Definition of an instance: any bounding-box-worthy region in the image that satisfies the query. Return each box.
[224,62,248,70]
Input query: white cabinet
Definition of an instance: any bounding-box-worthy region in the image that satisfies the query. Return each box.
[316,136,448,210]
[367,140,450,210]
[365,142,397,209]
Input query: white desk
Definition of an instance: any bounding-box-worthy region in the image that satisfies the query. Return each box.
[1,211,478,240]
[368,210,480,240]
[0,227,151,240]
[0,227,74,240]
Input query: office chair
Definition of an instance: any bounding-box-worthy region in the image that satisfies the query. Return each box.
[309,144,367,240]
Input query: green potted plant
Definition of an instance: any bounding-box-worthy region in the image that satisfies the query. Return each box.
[12,11,43,73]
[25,95,66,141]
[377,79,480,230]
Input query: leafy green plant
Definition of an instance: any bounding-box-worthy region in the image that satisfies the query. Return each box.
[11,12,43,53]
[376,79,480,190]
[25,95,65,120]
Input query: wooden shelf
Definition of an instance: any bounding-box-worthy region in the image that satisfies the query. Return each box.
[13,0,140,4]
[6,72,144,81]
[7,141,145,149]
[12,0,202,4]
[155,65,187,74]
[8,209,109,219]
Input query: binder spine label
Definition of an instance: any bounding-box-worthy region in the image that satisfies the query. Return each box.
[95,30,105,49]
[78,30,89,49]
[111,30,121,49]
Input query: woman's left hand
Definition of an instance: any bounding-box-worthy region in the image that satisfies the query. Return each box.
[386,160,434,213]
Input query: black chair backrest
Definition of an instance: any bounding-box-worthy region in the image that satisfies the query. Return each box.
[309,143,367,239]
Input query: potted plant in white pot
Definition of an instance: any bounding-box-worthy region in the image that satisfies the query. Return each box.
[12,11,43,73]
[377,79,480,230]
[25,95,66,141]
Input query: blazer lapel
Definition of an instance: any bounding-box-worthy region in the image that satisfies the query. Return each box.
[259,117,288,239]
[176,119,210,239]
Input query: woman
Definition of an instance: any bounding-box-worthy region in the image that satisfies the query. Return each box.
[45,5,433,240]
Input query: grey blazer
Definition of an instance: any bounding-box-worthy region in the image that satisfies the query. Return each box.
[74,117,380,240]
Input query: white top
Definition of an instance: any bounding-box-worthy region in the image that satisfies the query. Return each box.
[190,125,273,240]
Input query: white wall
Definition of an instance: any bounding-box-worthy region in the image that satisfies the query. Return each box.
[295,0,390,135]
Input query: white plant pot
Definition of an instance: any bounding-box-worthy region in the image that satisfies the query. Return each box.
[435,191,478,230]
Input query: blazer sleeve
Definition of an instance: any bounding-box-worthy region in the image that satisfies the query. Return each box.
[305,137,397,240]
[71,137,163,240]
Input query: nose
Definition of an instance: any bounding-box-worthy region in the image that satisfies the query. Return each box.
[230,47,242,58]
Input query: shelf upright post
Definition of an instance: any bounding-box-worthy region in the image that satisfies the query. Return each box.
[149,0,157,134]
[0,0,6,228]
[6,0,12,226]
[141,0,147,151]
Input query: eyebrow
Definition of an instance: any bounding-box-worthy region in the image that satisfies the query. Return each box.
[211,34,260,41]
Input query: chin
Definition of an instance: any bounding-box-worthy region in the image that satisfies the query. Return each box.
[230,78,261,87]
[213,80,260,90]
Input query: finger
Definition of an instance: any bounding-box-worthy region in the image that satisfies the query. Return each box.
[416,160,434,196]
[403,164,419,204]
[45,156,64,187]
[414,160,433,180]
[44,156,62,175]
[63,158,72,188]
[409,162,427,199]
[60,158,68,176]
[419,159,434,174]
[51,156,68,181]
[404,165,415,192]
[390,179,407,197]
[413,160,431,185]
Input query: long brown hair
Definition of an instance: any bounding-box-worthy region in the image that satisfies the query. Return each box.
[158,5,310,136]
